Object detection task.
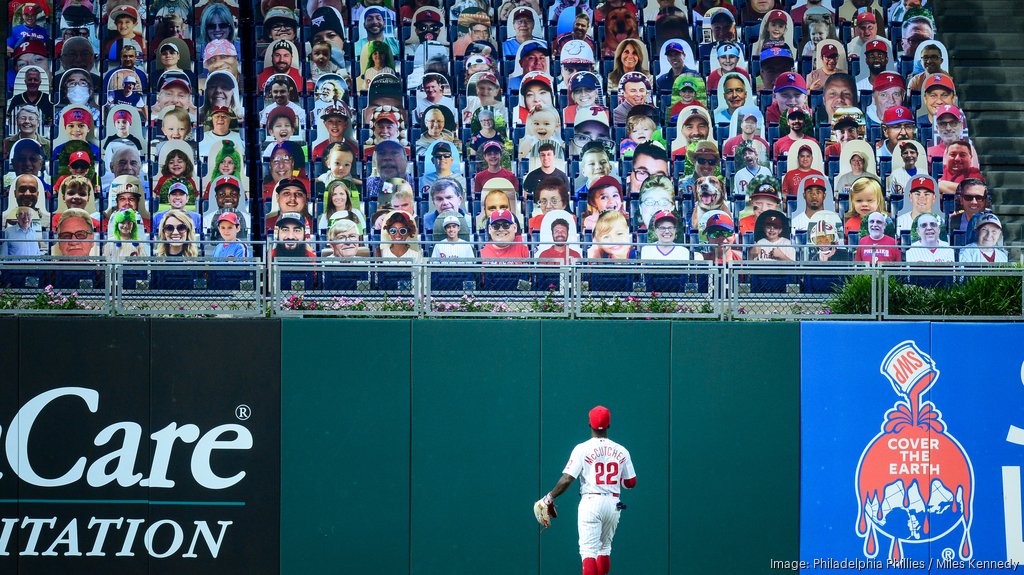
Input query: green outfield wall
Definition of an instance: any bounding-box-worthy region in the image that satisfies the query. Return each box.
[280,320,800,574]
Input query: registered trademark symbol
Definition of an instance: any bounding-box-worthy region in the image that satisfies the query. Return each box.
[941,548,954,561]
[235,405,251,421]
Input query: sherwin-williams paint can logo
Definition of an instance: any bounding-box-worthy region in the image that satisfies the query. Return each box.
[855,340,975,564]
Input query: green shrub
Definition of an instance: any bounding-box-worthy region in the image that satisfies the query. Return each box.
[825,274,873,315]
[827,270,1023,317]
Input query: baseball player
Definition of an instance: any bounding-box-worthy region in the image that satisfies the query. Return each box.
[537,405,637,575]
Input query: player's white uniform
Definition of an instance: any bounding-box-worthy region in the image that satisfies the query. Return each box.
[562,437,636,559]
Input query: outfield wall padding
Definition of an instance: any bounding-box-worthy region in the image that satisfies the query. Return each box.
[280,319,801,575]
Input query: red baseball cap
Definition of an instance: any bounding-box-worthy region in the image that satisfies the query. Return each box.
[12,39,47,59]
[934,104,963,120]
[803,176,827,190]
[267,105,297,126]
[589,175,622,194]
[652,210,677,225]
[215,175,242,190]
[69,151,91,166]
[821,44,839,58]
[882,105,913,125]
[415,9,441,23]
[909,176,935,194]
[856,11,876,25]
[872,72,905,92]
[774,72,807,94]
[110,5,139,22]
[217,212,241,226]
[589,406,611,430]
[865,39,887,54]
[766,9,787,23]
[923,73,955,93]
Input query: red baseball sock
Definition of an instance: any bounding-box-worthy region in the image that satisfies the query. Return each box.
[582,557,598,575]
[597,555,610,574]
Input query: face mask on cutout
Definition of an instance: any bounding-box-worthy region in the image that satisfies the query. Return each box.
[68,85,91,104]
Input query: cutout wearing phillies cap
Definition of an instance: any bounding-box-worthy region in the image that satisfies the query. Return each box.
[13,39,48,60]
[511,6,535,20]
[69,151,91,166]
[589,405,611,430]
[717,44,740,58]
[774,72,807,94]
[570,72,600,91]
[760,45,793,61]
[215,175,242,190]
[934,104,963,120]
[63,108,93,127]
[560,40,595,64]
[804,176,827,190]
[766,9,788,23]
[872,72,905,92]
[909,176,935,194]
[652,210,677,226]
[110,5,139,22]
[113,109,133,123]
[864,40,887,54]
[821,44,839,58]
[415,8,442,23]
[489,208,515,224]
[217,212,241,226]
[856,12,876,25]
[664,41,685,54]
[882,106,913,125]
[520,70,553,91]
[923,74,955,93]
[704,210,735,231]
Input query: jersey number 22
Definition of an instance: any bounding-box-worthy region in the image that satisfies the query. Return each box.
[594,461,619,485]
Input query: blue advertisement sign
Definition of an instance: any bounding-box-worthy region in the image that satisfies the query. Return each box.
[801,323,1024,573]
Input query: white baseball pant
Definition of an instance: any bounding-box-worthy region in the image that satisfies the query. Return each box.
[577,494,621,559]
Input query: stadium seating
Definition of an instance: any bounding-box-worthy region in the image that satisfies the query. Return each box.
[0,0,1011,303]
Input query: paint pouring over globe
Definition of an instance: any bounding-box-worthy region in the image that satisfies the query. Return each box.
[854,341,974,563]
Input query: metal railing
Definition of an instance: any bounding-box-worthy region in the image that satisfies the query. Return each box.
[728,261,877,320]
[116,258,265,316]
[272,258,422,317]
[1,240,1021,319]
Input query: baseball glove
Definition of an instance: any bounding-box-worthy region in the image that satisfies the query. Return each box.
[533,495,557,528]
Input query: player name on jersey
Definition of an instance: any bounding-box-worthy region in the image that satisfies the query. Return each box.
[584,445,628,465]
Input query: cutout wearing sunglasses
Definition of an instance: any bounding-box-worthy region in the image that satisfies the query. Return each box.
[163,224,189,234]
